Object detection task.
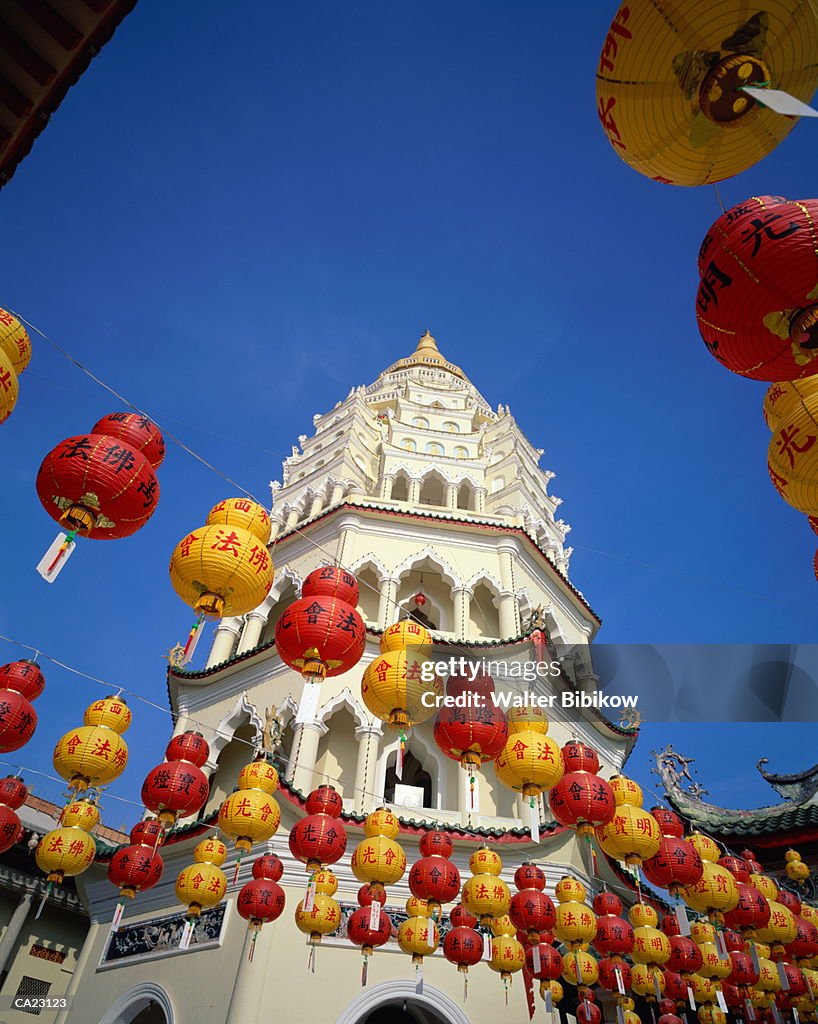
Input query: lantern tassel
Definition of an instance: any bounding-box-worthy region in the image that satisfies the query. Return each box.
[463,971,468,1002]
[529,796,540,844]
[396,731,406,780]
[110,899,126,934]
[35,884,50,920]
[361,954,368,987]
[232,850,244,885]
[37,530,78,583]
[308,942,316,973]
[415,963,423,995]
[181,614,205,667]
[248,928,258,963]
[179,918,195,950]
[504,976,509,1007]
[469,772,475,812]
[304,873,317,914]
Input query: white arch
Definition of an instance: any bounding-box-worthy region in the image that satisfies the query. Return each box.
[348,551,388,580]
[391,545,461,589]
[209,692,263,763]
[335,980,470,1024]
[97,982,174,1024]
[464,569,503,597]
[316,688,371,731]
[376,729,447,811]
[453,471,481,489]
[416,464,456,486]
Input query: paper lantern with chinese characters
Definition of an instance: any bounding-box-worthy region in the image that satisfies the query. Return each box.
[295,881,341,947]
[218,758,281,863]
[488,914,525,990]
[206,497,270,543]
[596,6,818,188]
[170,521,273,619]
[37,434,160,539]
[91,413,165,469]
[53,698,130,791]
[764,377,818,434]
[698,941,732,980]
[237,856,286,959]
[141,733,210,829]
[0,661,45,701]
[0,660,43,753]
[289,785,346,873]
[681,860,740,920]
[631,962,666,1001]
[631,903,672,967]
[595,775,661,865]
[433,671,508,809]
[175,837,228,919]
[275,568,366,681]
[785,848,811,885]
[562,949,600,988]
[724,881,771,937]
[0,309,30,425]
[461,846,510,926]
[668,935,703,978]
[777,888,801,915]
[697,197,818,382]
[644,810,704,895]
[361,624,436,730]
[554,877,597,950]
[494,724,563,836]
[443,906,483,996]
[107,821,164,920]
[548,739,615,837]
[408,830,460,919]
[510,862,555,943]
[756,900,797,951]
[598,956,632,1000]
[576,997,602,1024]
[593,891,634,959]
[350,808,406,897]
[347,888,392,985]
[718,854,750,883]
[527,942,563,1002]
[35,798,99,885]
[0,775,26,854]
[398,897,439,969]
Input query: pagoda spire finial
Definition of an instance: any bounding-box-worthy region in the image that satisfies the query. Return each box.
[415,329,439,353]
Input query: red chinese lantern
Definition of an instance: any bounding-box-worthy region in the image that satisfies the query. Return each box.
[548,766,615,837]
[289,786,347,872]
[741,848,764,874]
[306,784,344,817]
[141,731,211,830]
[347,885,393,986]
[668,935,703,978]
[643,808,704,895]
[36,430,161,580]
[433,672,508,811]
[408,830,460,919]
[718,854,750,883]
[237,856,287,961]
[107,820,165,928]
[560,741,599,773]
[696,196,818,381]
[0,661,45,701]
[661,913,680,937]
[510,862,555,944]
[593,891,634,959]
[723,881,771,938]
[91,413,165,469]
[786,916,818,962]
[0,775,26,854]
[301,566,359,606]
[576,996,602,1024]
[444,904,484,999]
[776,888,801,914]
[275,568,366,682]
[598,956,631,1000]
[662,968,688,1005]
[728,949,760,991]
[129,817,164,849]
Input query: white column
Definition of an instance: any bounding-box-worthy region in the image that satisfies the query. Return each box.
[408,477,421,505]
[236,610,267,655]
[269,515,285,542]
[288,721,324,794]
[475,487,487,514]
[308,494,324,517]
[54,922,100,1024]
[452,586,471,640]
[354,723,383,815]
[496,591,518,640]
[0,892,32,974]
[445,482,458,510]
[377,576,399,629]
[207,618,242,667]
[497,540,521,637]
[330,481,346,504]
[285,507,300,529]
[379,474,395,500]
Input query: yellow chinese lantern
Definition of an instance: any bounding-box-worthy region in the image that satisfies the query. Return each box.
[35,796,99,889]
[361,624,435,730]
[698,942,732,981]
[218,758,281,878]
[0,309,31,426]
[595,776,661,865]
[698,1006,727,1024]
[350,808,406,898]
[554,877,597,950]
[757,955,782,992]
[749,872,779,901]
[681,860,739,921]
[176,836,228,948]
[687,832,721,864]
[0,348,19,426]
[630,903,671,966]
[756,899,797,952]
[768,401,818,514]
[380,620,432,653]
[595,0,818,187]
[295,872,341,967]
[488,913,524,997]
[630,962,666,1000]
[461,846,510,926]
[397,896,439,980]
[494,719,562,839]
[505,706,550,734]
[764,377,818,433]
[205,498,271,543]
[786,848,811,885]
[52,697,131,791]
[562,949,599,988]
[689,974,718,1004]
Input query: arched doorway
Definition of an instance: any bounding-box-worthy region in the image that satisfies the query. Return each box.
[336,980,471,1024]
[97,983,173,1024]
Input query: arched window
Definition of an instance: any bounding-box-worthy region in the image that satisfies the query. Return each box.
[491,476,505,493]
[412,416,429,428]
[425,442,444,457]
[400,438,416,452]
[418,472,446,507]
[356,566,380,624]
[384,749,432,808]
[207,720,257,812]
[391,473,410,502]
[456,480,473,511]
[314,708,357,801]
[259,579,299,645]
[468,582,501,639]
[443,421,459,433]
[454,446,468,459]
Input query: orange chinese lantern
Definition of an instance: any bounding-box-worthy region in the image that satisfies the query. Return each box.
[361,621,437,777]
[170,498,273,664]
[175,836,228,948]
[0,308,31,425]
[218,758,281,880]
[52,696,131,793]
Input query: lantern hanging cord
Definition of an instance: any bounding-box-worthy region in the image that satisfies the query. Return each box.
[13,313,792,618]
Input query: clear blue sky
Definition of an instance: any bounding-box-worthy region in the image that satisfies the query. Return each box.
[0,1,814,829]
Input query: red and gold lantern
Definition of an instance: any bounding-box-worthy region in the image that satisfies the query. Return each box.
[107,819,164,929]
[53,697,130,792]
[509,861,555,944]
[643,807,704,895]
[218,758,281,875]
[289,785,347,872]
[236,855,286,960]
[443,904,483,999]
[350,807,406,898]
[408,830,460,919]
[461,846,510,927]
[595,775,661,866]
[175,837,228,948]
[141,731,210,830]
[548,739,615,838]
[347,884,392,985]
[0,775,26,854]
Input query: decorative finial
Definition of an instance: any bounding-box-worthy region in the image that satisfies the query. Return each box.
[163,644,186,670]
